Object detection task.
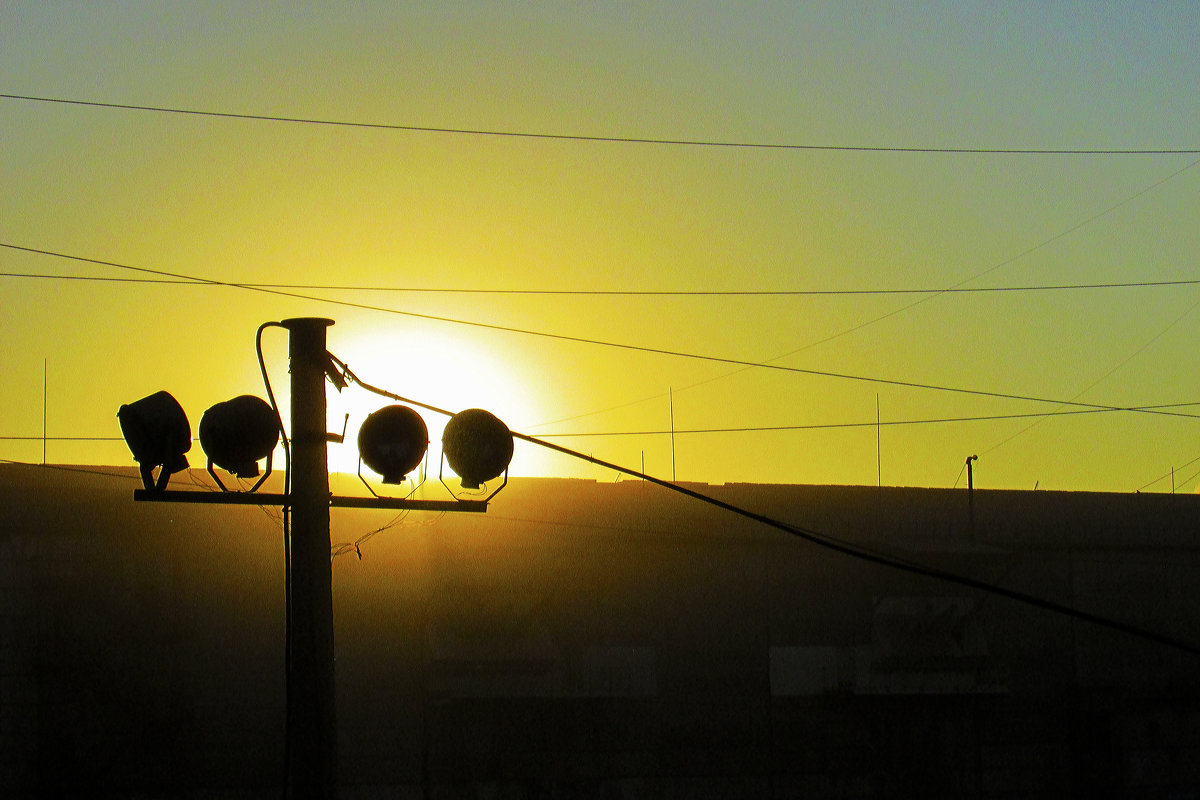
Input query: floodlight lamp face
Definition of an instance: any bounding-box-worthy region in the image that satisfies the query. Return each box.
[117,390,192,490]
[199,395,280,478]
[357,404,429,484]
[442,408,513,489]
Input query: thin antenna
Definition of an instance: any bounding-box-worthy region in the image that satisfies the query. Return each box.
[876,394,881,487]
[966,455,979,535]
[43,359,47,465]
[669,388,676,482]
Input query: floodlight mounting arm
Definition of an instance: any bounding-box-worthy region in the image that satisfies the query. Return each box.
[131,488,486,512]
[206,453,273,494]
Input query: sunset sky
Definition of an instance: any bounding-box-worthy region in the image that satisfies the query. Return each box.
[2,3,1198,491]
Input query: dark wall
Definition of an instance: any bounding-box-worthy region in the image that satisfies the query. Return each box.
[3,465,1199,797]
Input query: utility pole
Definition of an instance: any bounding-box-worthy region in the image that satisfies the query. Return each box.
[283,318,337,799]
[125,317,500,798]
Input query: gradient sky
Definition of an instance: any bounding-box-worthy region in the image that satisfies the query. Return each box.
[2,2,1198,491]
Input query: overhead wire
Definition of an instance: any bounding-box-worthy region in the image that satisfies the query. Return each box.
[533,406,1200,438]
[1136,453,1200,493]
[0,435,122,441]
[330,511,408,559]
[254,321,293,799]
[3,269,1200,296]
[329,355,978,578]
[980,291,1200,458]
[7,96,1199,487]
[326,356,1200,656]
[4,92,1198,155]
[0,459,145,482]
[5,112,1197,441]
[330,508,448,559]
[9,406,1199,452]
[3,242,1198,420]
[8,406,1199,458]
[952,459,970,490]
[1176,464,1200,493]
[528,154,1200,429]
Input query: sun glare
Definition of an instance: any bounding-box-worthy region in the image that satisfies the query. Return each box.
[323,326,543,480]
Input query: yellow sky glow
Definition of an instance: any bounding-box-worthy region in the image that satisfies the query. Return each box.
[2,3,1198,491]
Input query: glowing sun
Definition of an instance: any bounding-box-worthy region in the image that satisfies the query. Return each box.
[321,325,541,478]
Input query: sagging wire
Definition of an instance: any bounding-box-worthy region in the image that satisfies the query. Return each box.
[331,510,410,559]
[331,510,448,561]
[333,350,934,574]
[324,356,451,559]
[952,460,969,489]
[327,352,454,420]
[255,321,293,800]
[0,459,145,482]
[326,350,1200,657]
[1137,452,1200,493]
[329,351,939,576]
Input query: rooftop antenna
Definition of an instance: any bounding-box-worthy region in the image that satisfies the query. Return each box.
[670,388,676,482]
[966,454,979,535]
[876,394,881,487]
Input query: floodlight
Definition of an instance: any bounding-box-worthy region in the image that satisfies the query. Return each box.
[117,390,192,491]
[199,395,280,489]
[442,408,513,489]
[357,404,429,484]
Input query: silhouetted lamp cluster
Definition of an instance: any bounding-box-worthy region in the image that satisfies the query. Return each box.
[116,391,193,491]
[357,405,428,484]
[442,408,514,489]
[118,391,514,495]
[199,395,280,491]
[356,404,513,494]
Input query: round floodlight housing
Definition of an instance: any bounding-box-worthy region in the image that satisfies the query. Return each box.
[117,390,192,490]
[442,408,513,489]
[199,395,280,478]
[357,405,429,484]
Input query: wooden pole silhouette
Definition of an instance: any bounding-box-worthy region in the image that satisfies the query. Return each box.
[283,317,337,799]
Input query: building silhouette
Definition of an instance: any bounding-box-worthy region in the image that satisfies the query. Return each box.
[2,464,1199,797]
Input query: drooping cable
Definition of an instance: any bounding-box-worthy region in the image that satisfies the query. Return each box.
[328,353,1200,657]
[4,269,1200,295]
[4,242,1198,420]
[255,321,292,799]
[533,408,1124,437]
[979,292,1200,458]
[7,405,1199,446]
[4,92,1199,155]
[521,155,1200,429]
[1137,452,1200,493]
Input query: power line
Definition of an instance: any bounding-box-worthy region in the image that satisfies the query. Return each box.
[533,407,1200,438]
[1136,453,1200,493]
[979,291,1200,458]
[3,92,1198,155]
[8,405,1198,446]
[686,152,1200,379]
[3,269,1199,296]
[0,436,122,441]
[332,361,1200,656]
[528,155,1200,431]
[5,241,1199,420]
[0,459,144,482]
